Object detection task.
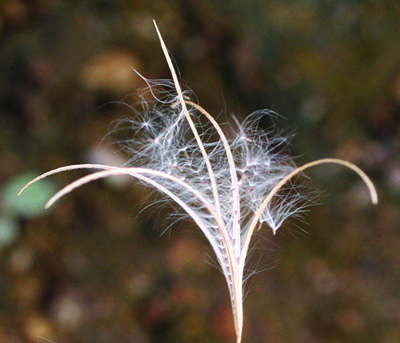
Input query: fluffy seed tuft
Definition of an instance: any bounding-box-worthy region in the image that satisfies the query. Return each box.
[19,21,378,343]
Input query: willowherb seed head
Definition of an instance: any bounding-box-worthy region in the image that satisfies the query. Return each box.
[19,21,378,343]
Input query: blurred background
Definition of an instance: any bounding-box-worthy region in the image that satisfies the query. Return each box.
[1,1,400,342]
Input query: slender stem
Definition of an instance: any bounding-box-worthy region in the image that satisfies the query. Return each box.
[184,101,241,250]
[32,165,240,336]
[18,164,236,298]
[240,158,378,270]
[153,21,222,219]
[18,164,116,196]
[184,101,244,340]
[45,167,217,215]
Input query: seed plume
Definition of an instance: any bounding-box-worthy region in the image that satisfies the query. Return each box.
[19,21,377,343]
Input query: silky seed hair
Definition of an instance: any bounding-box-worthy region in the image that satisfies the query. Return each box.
[19,21,378,343]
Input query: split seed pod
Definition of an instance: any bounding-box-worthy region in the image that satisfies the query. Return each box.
[19,21,378,343]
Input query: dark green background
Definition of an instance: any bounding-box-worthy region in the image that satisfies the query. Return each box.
[1,1,399,342]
